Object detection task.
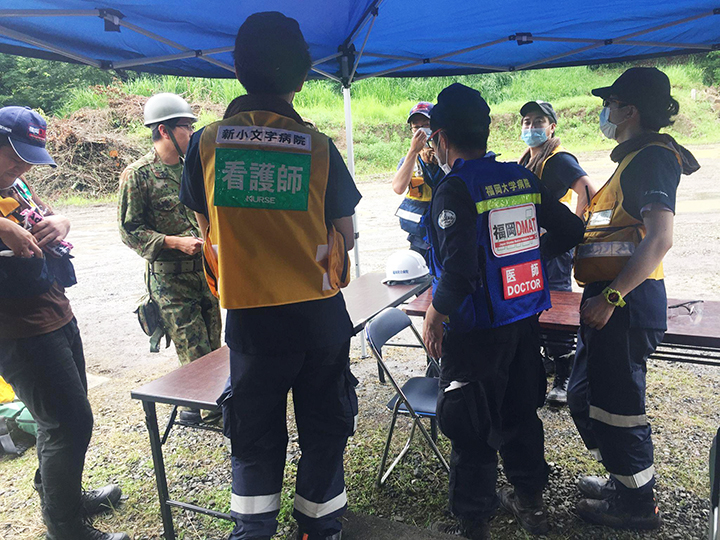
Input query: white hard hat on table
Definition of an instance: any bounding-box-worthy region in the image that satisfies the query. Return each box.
[382,250,429,284]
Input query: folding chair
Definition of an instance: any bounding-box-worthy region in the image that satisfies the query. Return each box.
[710,426,720,539]
[365,307,449,487]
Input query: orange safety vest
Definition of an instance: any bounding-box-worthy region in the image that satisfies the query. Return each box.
[574,142,679,287]
[199,110,349,309]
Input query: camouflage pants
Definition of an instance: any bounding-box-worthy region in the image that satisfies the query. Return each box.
[148,268,222,366]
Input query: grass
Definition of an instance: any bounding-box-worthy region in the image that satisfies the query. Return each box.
[2,352,719,539]
[52,194,118,207]
[55,59,720,181]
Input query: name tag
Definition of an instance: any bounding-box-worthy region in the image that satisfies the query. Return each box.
[588,209,613,227]
[216,125,312,151]
[488,203,540,258]
[214,148,311,211]
[501,259,544,299]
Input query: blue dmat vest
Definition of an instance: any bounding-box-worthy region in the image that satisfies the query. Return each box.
[428,155,551,332]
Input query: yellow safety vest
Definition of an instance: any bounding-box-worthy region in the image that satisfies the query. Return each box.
[574,142,679,287]
[538,146,573,205]
[0,376,14,404]
[199,110,349,309]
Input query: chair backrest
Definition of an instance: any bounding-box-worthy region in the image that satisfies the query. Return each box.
[365,307,414,357]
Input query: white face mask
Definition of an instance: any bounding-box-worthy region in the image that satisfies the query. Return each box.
[599,106,621,140]
[436,134,452,175]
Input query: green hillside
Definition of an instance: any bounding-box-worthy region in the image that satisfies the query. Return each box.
[59,61,720,179]
[4,53,718,197]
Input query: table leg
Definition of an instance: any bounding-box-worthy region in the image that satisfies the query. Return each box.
[142,400,176,540]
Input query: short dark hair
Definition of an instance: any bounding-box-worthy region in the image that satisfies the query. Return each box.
[0,135,9,148]
[150,119,180,142]
[435,126,490,153]
[638,96,680,132]
[233,12,311,95]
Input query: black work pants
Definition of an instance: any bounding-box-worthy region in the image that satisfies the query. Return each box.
[0,319,93,528]
[437,316,549,521]
[568,302,664,497]
[226,341,357,540]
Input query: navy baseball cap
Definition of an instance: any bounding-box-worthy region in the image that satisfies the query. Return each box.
[407,101,433,123]
[520,100,558,124]
[0,106,56,167]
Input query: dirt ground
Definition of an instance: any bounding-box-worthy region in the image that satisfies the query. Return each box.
[2,144,720,539]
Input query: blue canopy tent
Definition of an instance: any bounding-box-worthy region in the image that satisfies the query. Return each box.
[1,0,718,280]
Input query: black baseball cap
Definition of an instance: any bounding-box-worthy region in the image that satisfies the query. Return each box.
[234,12,311,95]
[0,106,56,167]
[592,67,672,111]
[431,83,491,132]
[520,100,557,124]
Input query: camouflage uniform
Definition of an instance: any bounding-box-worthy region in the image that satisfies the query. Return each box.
[118,150,221,365]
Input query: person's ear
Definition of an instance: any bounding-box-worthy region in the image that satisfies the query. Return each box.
[549,123,557,137]
[296,78,305,93]
[619,104,636,124]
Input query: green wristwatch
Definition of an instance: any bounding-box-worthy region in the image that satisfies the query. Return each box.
[602,287,626,308]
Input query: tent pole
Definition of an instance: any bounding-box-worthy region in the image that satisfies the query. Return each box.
[343,84,367,357]
[343,85,360,280]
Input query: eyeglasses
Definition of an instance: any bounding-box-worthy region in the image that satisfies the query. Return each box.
[602,99,629,109]
[175,123,195,132]
[427,128,442,148]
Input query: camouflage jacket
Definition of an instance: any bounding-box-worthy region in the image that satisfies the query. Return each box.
[118,150,200,262]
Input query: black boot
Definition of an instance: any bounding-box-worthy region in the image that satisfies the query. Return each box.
[81,484,123,515]
[34,471,122,517]
[431,518,490,540]
[45,516,131,540]
[577,475,617,500]
[497,486,549,535]
[576,492,661,530]
[546,353,573,406]
[178,408,203,424]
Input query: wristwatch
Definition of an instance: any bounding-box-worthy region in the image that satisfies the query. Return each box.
[602,287,626,308]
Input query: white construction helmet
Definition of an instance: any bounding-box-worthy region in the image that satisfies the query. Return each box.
[382,250,430,284]
[143,93,197,127]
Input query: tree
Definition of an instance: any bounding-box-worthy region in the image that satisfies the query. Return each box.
[0,54,116,114]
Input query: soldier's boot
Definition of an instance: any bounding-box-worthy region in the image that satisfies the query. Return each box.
[578,475,617,500]
[178,408,202,424]
[576,491,661,530]
[546,353,573,407]
[498,486,550,535]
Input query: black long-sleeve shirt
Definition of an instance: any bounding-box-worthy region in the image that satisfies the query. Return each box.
[430,174,585,317]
